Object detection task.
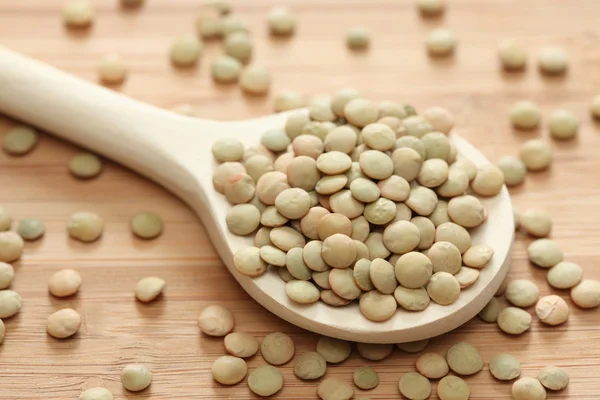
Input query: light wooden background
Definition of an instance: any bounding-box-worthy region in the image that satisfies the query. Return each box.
[0,0,599,398]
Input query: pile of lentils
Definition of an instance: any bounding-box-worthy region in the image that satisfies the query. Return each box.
[214,91,502,322]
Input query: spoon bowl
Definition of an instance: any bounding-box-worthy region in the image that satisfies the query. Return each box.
[0,46,513,343]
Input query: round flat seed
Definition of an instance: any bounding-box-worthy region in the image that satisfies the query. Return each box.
[398,372,431,400]
[506,279,540,308]
[395,252,432,289]
[496,156,526,186]
[261,332,295,365]
[316,175,348,195]
[447,195,485,228]
[0,262,14,289]
[365,232,391,260]
[471,164,504,197]
[48,269,82,298]
[406,186,438,216]
[497,307,532,335]
[446,342,484,376]
[363,198,396,225]
[383,221,420,254]
[317,213,352,240]
[394,286,430,311]
[69,152,103,179]
[67,212,104,243]
[286,280,320,304]
[213,162,246,193]
[521,209,552,237]
[234,246,268,277]
[353,365,379,390]
[303,241,329,272]
[528,239,563,268]
[0,290,22,318]
[512,377,547,400]
[16,218,45,241]
[211,355,247,385]
[498,39,527,70]
[248,366,284,397]
[325,126,357,154]
[410,217,435,250]
[318,378,354,400]
[369,258,397,295]
[428,241,462,274]
[538,366,569,391]
[294,351,327,381]
[359,290,397,322]
[350,178,380,203]
[321,290,351,306]
[270,226,305,251]
[570,279,600,308]
[479,297,504,323]
[224,332,259,358]
[316,151,352,175]
[275,188,311,219]
[130,212,163,240]
[312,270,331,289]
[330,268,362,300]
[198,304,234,337]
[510,100,541,130]
[536,295,569,325]
[285,248,312,280]
[454,267,479,289]
[121,364,152,392]
[392,147,423,181]
[260,245,286,267]
[462,244,494,268]
[357,343,393,361]
[316,336,352,363]
[322,234,356,269]
[330,190,364,219]
[437,375,470,400]
[353,259,375,291]
[450,158,477,181]
[359,150,394,180]
[520,139,553,171]
[437,168,468,198]
[547,261,583,289]
[417,158,449,187]
[416,352,449,379]
[78,387,113,400]
[3,125,38,155]
[427,272,460,305]
[490,353,521,381]
[300,207,330,240]
[46,308,81,338]
[344,98,379,128]
[397,339,429,353]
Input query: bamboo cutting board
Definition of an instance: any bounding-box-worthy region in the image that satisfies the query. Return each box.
[0,0,599,398]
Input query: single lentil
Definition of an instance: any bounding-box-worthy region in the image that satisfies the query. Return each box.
[17,218,45,241]
[3,125,38,155]
[512,377,547,400]
[446,342,484,376]
[398,372,432,400]
[121,364,152,392]
[416,352,449,379]
[520,139,552,171]
[0,290,22,318]
[198,304,234,336]
[46,308,81,339]
[240,65,271,95]
[248,366,284,396]
[224,332,259,358]
[528,239,563,268]
[497,307,532,335]
[490,353,521,381]
[548,109,579,140]
[261,332,295,365]
[211,355,247,385]
[535,295,569,325]
[318,378,354,400]
[170,36,203,67]
[570,280,600,308]
[538,366,569,391]
[294,352,327,380]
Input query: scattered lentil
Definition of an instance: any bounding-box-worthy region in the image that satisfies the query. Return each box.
[548,109,579,140]
[16,218,45,241]
[48,269,82,298]
[0,290,21,318]
[170,36,202,67]
[520,139,552,171]
[3,125,39,155]
[63,0,94,28]
[497,307,532,335]
[198,304,234,336]
[67,212,104,242]
[248,366,284,396]
[426,28,456,56]
[240,65,271,95]
[547,261,583,289]
[437,375,470,400]
[121,364,152,392]
[479,297,503,323]
[521,209,552,237]
[212,355,247,385]
[570,280,600,309]
[528,239,563,268]
[538,46,568,75]
[294,352,327,380]
[78,387,114,400]
[353,366,379,390]
[397,339,429,353]
[512,377,547,400]
[398,372,432,400]
[471,164,504,197]
[346,26,369,50]
[446,342,484,376]
[359,290,397,322]
[0,232,23,262]
[0,262,14,289]
[98,53,127,84]
[130,211,163,239]
[261,332,295,365]
[538,366,569,391]
[498,39,527,70]
[211,55,242,83]
[535,295,569,325]
[490,353,521,381]
[357,342,393,361]
[416,352,449,379]
[224,332,259,358]
[318,378,354,400]
[46,308,81,339]
[510,101,541,130]
[506,279,540,308]
[496,156,526,186]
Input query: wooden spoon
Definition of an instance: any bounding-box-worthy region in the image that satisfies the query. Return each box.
[0,47,513,343]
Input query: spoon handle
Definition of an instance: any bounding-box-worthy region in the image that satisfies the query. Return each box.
[0,46,210,193]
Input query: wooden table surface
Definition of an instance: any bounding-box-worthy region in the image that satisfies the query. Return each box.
[0,0,599,398]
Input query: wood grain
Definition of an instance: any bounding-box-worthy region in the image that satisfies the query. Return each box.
[0,0,599,398]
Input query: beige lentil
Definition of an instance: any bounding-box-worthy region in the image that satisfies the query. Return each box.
[398,372,432,400]
[411,216,435,250]
[397,339,429,353]
[447,195,485,228]
[489,353,521,381]
[520,139,553,171]
[535,295,569,325]
[195,8,223,39]
[392,147,423,181]
[510,101,541,130]
[406,186,438,216]
[538,366,569,391]
[46,308,81,339]
[226,204,260,235]
[498,39,527,70]
[224,332,259,358]
[450,158,477,180]
[437,168,469,197]
[312,270,331,289]
[497,307,532,335]
[346,26,370,50]
[78,387,113,400]
[240,65,271,95]
[170,36,202,67]
[286,280,320,304]
[321,290,351,306]
[274,90,305,112]
[435,222,471,254]
[357,343,394,361]
[212,355,247,385]
[211,55,242,83]
[437,375,470,400]
[261,332,295,365]
[417,0,445,17]
[316,336,352,363]
[396,135,427,159]
[446,342,483,376]
[528,239,563,268]
[547,261,583,289]
[462,244,494,268]
[383,220,420,254]
[548,109,579,140]
[213,162,246,193]
[330,268,362,300]
[496,156,526,186]
[121,364,152,392]
[318,378,354,400]
[221,16,247,36]
[294,352,327,380]
[278,267,294,282]
[353,365,379,390]
[394,286,430,311]
[363,198,396,225]
[359,290,397,322]
[416,352,449,379]
[345,99,379,128]
[479,297,504,323]
[454,267,479,289]
[67,212,104,242]
[303,241,329,271]
[471,164,504,196]
[378,175,410,201]
[63,0,94,28]
[17,218,45,241]
[130,211,164,239]
[0,290,22,318]
[428,241,462,274]
[368,258,396,294]
[429,201,450,227]
[538,46,568,75]
[570,280,600,308]
[198,304,234,336]
[260,206,288,227]
[521,209,552,237]
[48,269,82,298]
[0,208,11,231]
[0,262,14,289]
[98,53,128,84]
[506,279,540,308]
[427,272,460,305]
[248,365,284,396]
[512,377,547,400]
[426,28,456,57]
